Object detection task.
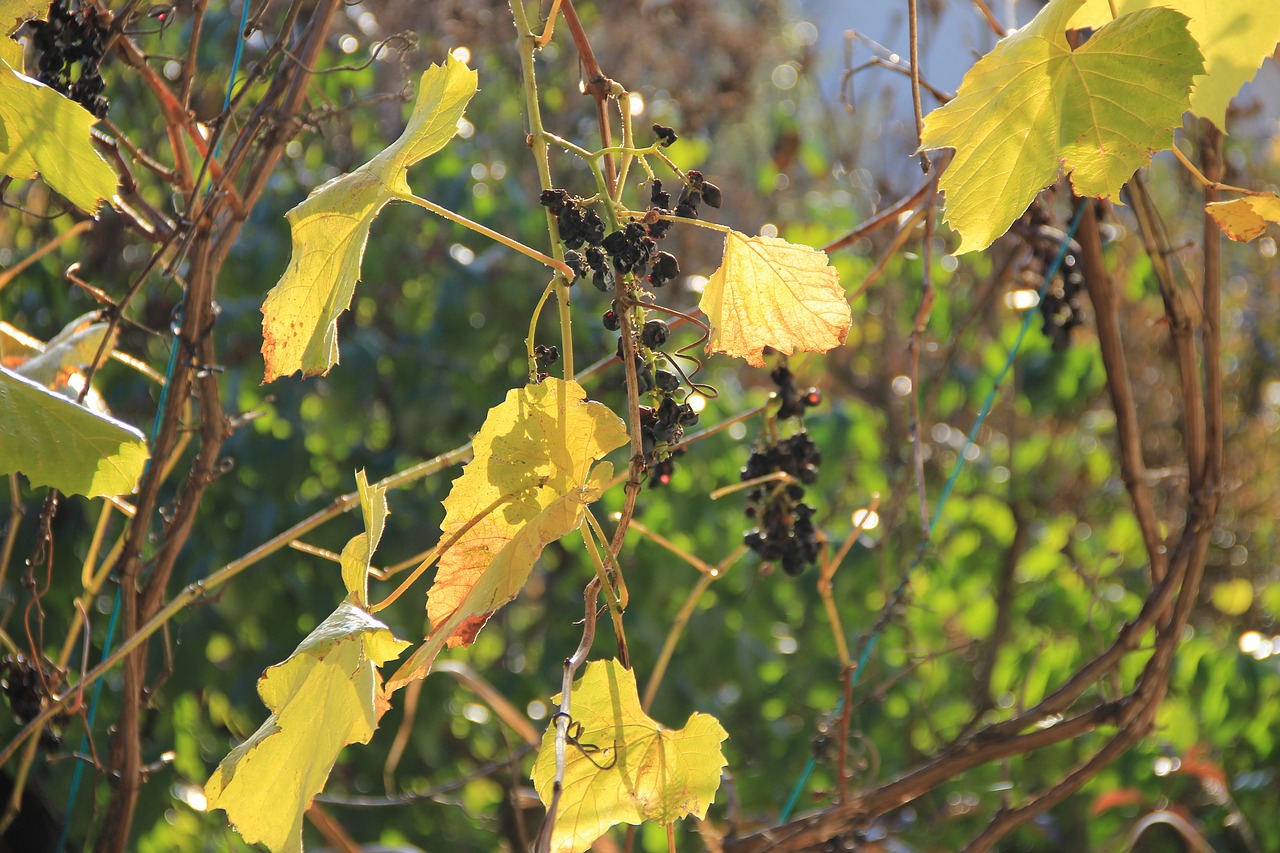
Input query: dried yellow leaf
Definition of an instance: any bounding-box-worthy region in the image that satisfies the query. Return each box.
[1206,194,1280,242]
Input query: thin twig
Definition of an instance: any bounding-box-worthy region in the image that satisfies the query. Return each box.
[534,579,602,853]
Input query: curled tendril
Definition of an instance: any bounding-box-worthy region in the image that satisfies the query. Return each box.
[551,712,618,770]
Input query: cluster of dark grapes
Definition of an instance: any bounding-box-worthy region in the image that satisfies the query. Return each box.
[30,0,110,118]
[742,433,822,575]
[1017,208,1086,350]
[771,365,823,420]
[1037,249,1085,351]
[639,394,697,487]
[542,136,725,488]
[740,366,826,574]
[677,170,722,217]
[532,343,559,381]
[1,654,61,748]
[540,189,605,251]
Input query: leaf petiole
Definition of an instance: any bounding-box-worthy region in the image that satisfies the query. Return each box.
[394,190,575,280]
[526,277,559,375]
[370,494,510,613]
[1168,144,1252,196]
[581,516,629,667]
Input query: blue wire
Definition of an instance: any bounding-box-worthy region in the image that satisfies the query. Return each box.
[778,203,1089,822]
[57,0,253,845]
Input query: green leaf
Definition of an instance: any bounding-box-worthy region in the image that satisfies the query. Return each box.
[386,378,627,691]
[699,231,850,368]
[204,601,409,853]
[1070,0,1280,130]
[260,56,478,380]
[340,469,387,608]
[0,365,148,498]
[0,58,118,213]
[531,660,728,853]
[919,0,1203,253]
[1210,578,1253,616]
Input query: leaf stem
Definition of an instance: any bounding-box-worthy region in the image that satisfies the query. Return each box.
[371,494,509,613]
[623,518,711,575]
[511,0,576,380]
[535,578,601,853]
[817,495,882,669]
[640,545,744,712]
[613,94,639,202]
[709,470,794,501]
[1168,145,1251,195]
[0,221,93,294]
[395,191,574,280]
[580,517,629,667]
[526,277,558,374]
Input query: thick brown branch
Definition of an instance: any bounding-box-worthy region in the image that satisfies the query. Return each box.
[1075,199,1167,582]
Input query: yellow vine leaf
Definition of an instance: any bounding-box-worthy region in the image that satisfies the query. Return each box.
[0,58,117,213]
[260,56,477,380]
[1071,0,1280,131]
[919,0,1202,254]
[699,231,850,368]
[204,601,409,853]
[0,365,147,498]
[1206,193,1280,242]
[531,660,729,853]
[340,469,388,608]
[386,378,627,691]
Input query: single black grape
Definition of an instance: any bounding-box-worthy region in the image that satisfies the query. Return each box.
[564,250,587,280]
[652,124,679,147]
[650,180,671,210]
[640,319,669,349]
[649,251,680,287]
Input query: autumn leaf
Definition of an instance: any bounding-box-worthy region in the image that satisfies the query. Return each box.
[531,660,728,853]
[204,601,409,853]
[340,469,388,608]
[1206,193,1280,242]
[1071,0,1280,131]
[386,378,627,691]
[260,56,477,380]
[0,365,147,498]
[699,231,850,368]
[0,58,117,213]
[919,0,1202,254]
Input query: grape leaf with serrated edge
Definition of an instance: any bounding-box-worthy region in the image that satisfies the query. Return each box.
[531,659,728,853]
[919,0,1202,254]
